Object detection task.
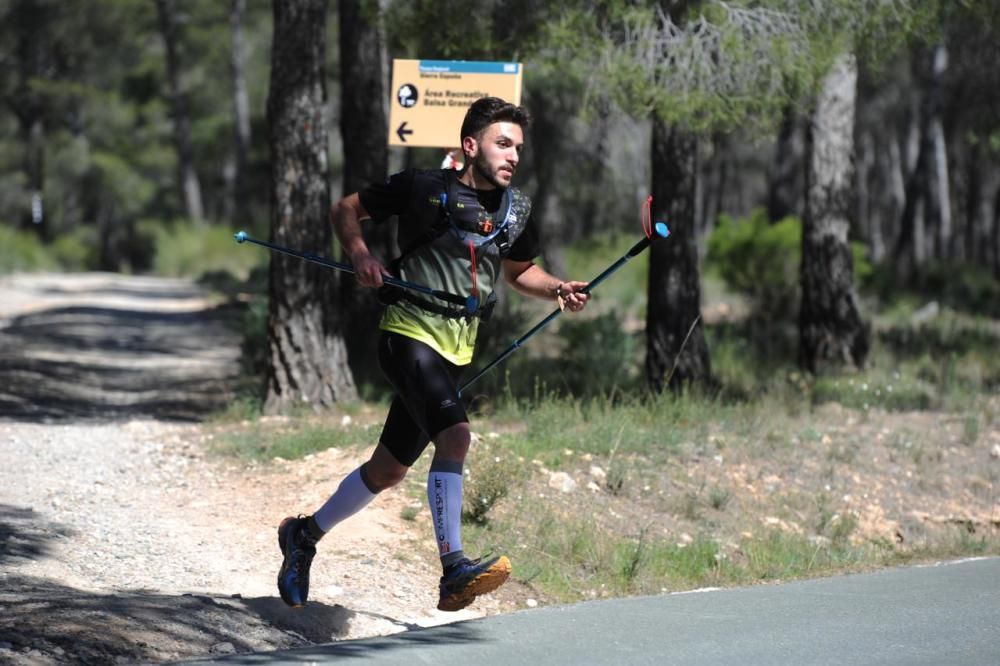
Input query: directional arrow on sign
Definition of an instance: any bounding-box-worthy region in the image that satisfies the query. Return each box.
[396,122,413,143]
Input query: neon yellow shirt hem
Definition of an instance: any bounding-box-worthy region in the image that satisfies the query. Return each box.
[378,303,477,366]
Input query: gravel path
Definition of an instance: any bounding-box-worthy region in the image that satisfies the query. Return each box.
[0,273,510,664]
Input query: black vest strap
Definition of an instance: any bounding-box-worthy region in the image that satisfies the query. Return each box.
[399,290,498,322]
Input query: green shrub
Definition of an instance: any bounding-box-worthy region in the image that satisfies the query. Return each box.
[556,309,639,397]
[564,232,649,311]
[462,451,524,525]
[0,224,55,273]
[706,209,801,321]
[48,227,98,270]
[867,261,1000,317]
[706,209,871,322]
[0,224,99,274]
[143,219,265,281]
[240,279,270,378]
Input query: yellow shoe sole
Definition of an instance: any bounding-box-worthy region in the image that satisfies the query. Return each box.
[437,556,512,612]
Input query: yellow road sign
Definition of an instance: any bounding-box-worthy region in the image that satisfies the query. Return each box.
[388,59,523,148]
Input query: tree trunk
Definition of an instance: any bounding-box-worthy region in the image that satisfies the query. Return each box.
[155,0,204,222]
[856,130,883,260]
[579,101,612,239]
[926,44,952,260]
[9,0,53,240]
[337,0,393,386]
[229,0,252,226]
[265,0,356,413]
[799,53,869,373]
[767,106,803,223]
[24,117,46,239]
[700,132,728,244]
[993,183,1000,278]
[645,118,712,392]
[894,93,927,279]
[963,142,988,265]
[525,85,568,278]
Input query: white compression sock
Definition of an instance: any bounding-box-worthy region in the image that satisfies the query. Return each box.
[427,459,464,565]
[313,467,377,533]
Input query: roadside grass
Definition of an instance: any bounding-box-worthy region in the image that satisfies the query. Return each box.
[204,248,1000,607]
[458,390,999,603]
[204,339,998,606]
[464,499,996,605]
[207,414,380,461]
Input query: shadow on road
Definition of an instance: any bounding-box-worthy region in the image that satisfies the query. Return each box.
[0,503,393,662]
[0,301,244,422]
[0,504,72,566]
[0,574,325,663]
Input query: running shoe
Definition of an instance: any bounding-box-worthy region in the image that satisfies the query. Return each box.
[437,554,512,612]
[277,515,318,607]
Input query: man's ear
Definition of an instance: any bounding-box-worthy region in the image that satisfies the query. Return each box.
[461,135,478,160]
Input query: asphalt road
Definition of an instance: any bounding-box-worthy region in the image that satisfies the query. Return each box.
[192,557,999,665]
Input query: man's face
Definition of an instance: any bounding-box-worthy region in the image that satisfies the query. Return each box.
[464,121,524,189]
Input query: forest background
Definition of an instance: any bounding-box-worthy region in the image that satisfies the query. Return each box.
[1,0,999,605]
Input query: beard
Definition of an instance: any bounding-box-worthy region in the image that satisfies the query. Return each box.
[472,152,512,189]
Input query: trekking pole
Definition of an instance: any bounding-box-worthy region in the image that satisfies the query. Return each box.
[459,222,670,394]
[234,231,479,313]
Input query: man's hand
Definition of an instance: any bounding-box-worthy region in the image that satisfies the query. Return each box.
[557,281,590,313]
[351,251,390,288]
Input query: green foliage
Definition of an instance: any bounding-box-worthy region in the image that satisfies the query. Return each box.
[812,374,937,412]
[867,261,1000,318]
[497,391,722,464]
[48,228,98,271]
[462,448,525,525]
[555,310,639,397]
[545,1,829,133]
[706,209,871,323]
[743,530,869,580]
[0,224,96,274]
[0,225,57,273]
[212,421,378,461]
[564,232,648,310]
[706,210,802,321]
[239,282,270,380]
[144,220,265,281]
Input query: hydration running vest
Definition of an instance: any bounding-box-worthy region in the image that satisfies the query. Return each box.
[380,169,532,321]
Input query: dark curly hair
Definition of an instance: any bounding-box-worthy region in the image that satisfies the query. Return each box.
[459,96,531,143]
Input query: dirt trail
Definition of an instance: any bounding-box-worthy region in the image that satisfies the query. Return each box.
[0,273,511,664]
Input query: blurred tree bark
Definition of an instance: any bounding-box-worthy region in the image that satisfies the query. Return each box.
[767,106,804,223]
[799,53,870,373]
[155,0,204,222]
[645,0,713,392]
[229,0,252,226]
[924,44,952,259]
[525,83,569,278]
[645,118,713,391]
[265,0,356,413]
[7,0,52,241]
[338,0,392,386]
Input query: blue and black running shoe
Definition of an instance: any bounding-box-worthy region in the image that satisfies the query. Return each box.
[437,555,511,611]
[277,515,319,607]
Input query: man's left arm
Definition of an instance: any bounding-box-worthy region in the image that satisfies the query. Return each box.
[502,259,590,312]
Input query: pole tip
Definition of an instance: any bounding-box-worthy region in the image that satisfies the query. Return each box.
[465,294,480,314]
[654,222,670,238]
[234,231,247,243]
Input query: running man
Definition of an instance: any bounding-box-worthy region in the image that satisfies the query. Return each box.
[277,96,590,612]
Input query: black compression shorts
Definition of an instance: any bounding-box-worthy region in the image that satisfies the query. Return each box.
[377,331,469,467]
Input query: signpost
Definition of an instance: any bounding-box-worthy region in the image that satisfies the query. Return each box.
[387,59,523,148]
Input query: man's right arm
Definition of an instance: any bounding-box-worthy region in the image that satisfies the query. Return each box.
[331,193,389,288]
